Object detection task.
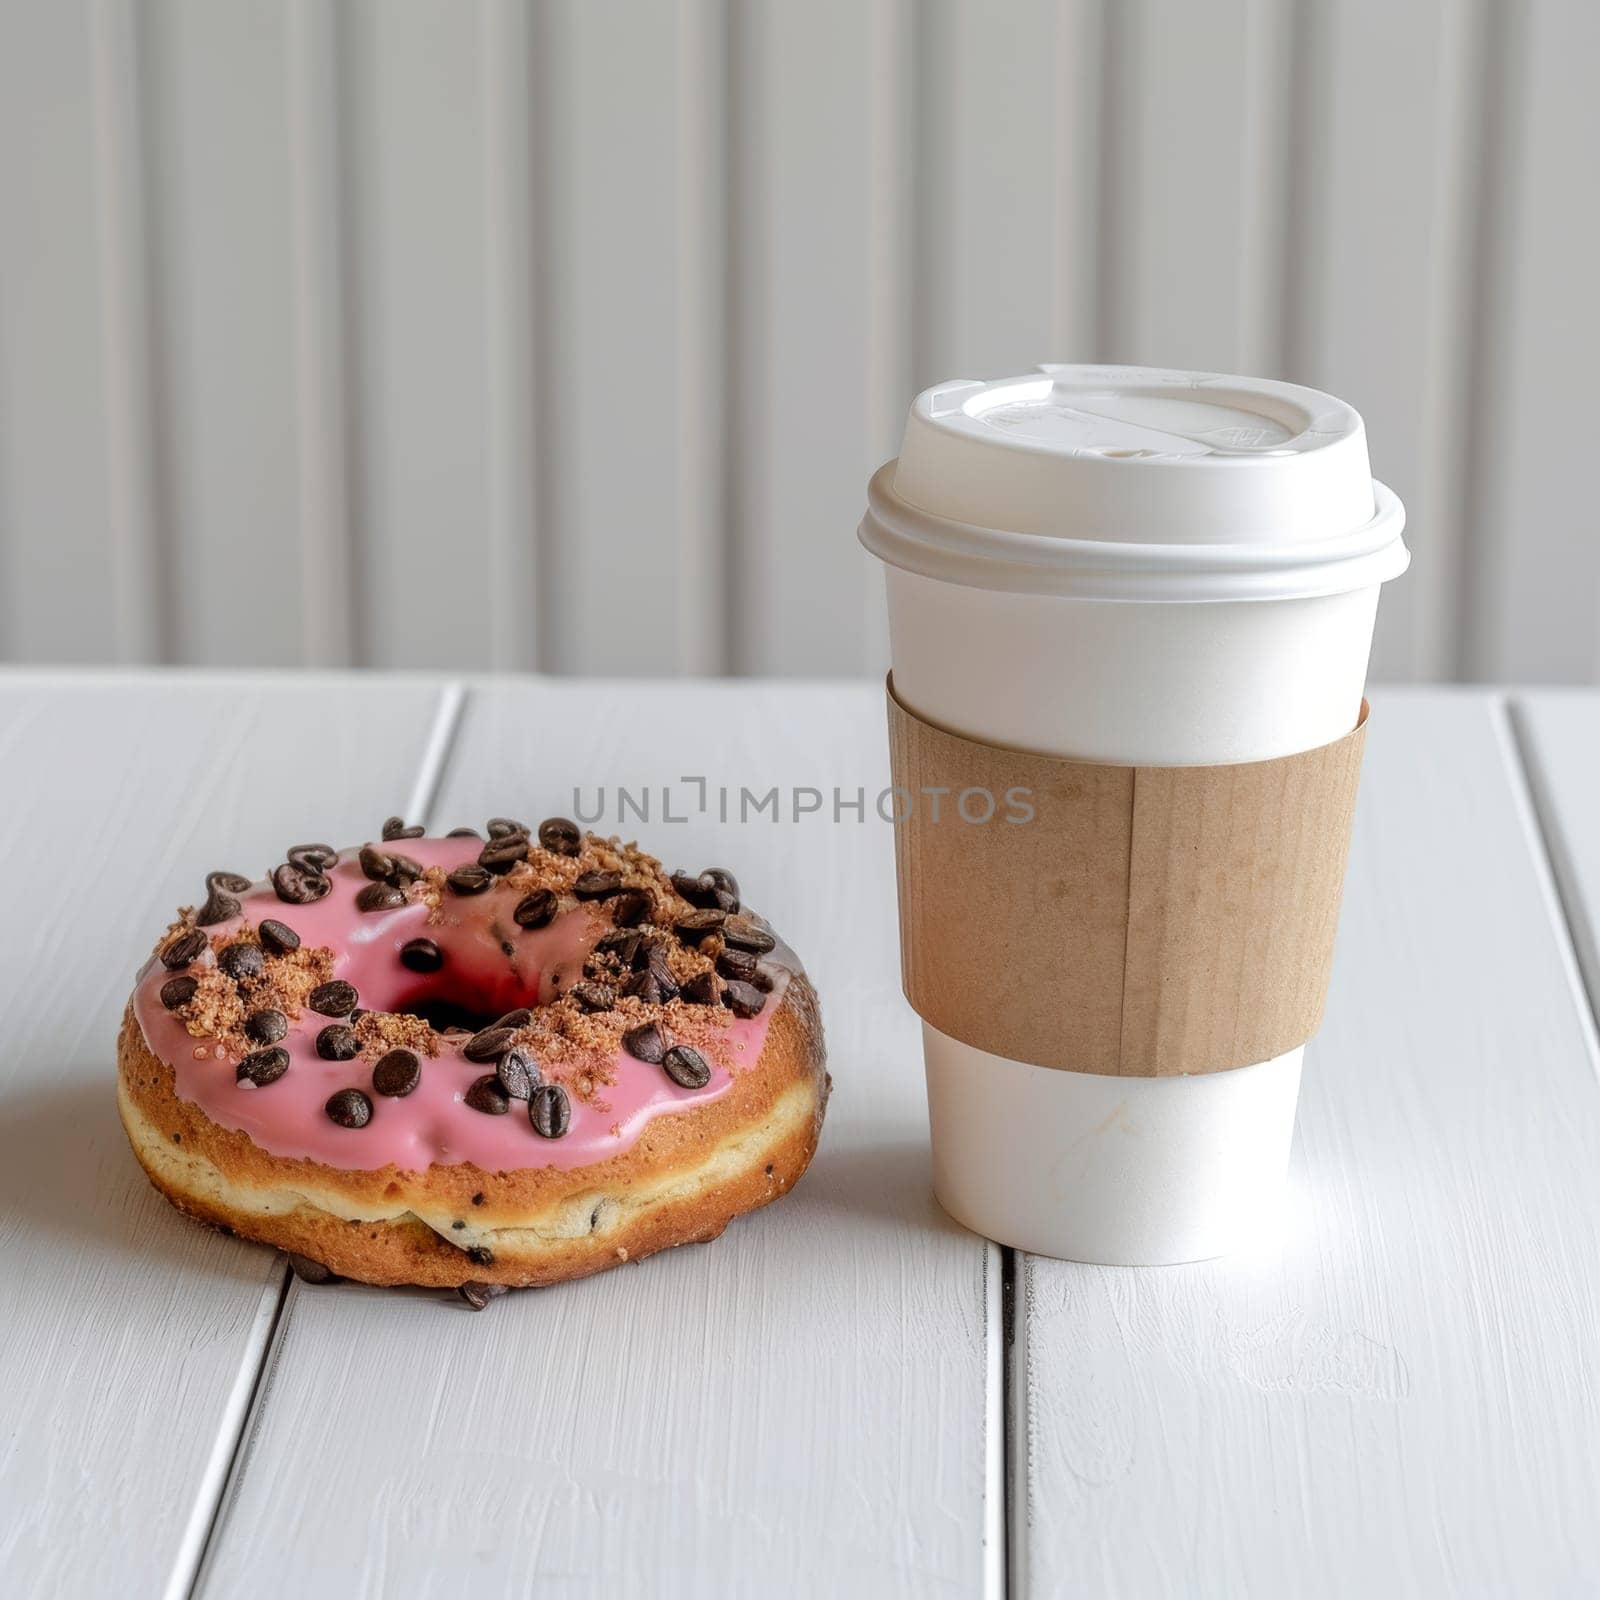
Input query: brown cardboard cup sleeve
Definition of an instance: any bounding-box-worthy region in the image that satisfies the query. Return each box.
[887,679,1369,1077]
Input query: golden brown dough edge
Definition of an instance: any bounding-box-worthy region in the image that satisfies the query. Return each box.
[116,973,828,1289]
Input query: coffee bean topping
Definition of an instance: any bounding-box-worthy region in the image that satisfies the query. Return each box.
[245,1008,288,1045]
[605,888,650,927]
[389,854,423,884]
[623,968,665,1005]
[673,908,726,945]
[287,1253,335,1284]
[308,979,359,1016]
[464,1075,511,1115]
[372,1048,421,1097]
[238,1047,290,1087]
[356,881,406,913]
[447,863,492,896]
[288,843,338,870]
[463,1025,515,1063]
[160,927,207,968]
[537,817,581,856]
[513,889,558,929]
[325,1087,372,1128]
[478,836,529,874]
[573,870,622,900]
[459,1281,507,1310]
[382,816,425,841]
[315,1024,361,1061]
[400,937,443,973]
[570,980,615,1013]
[530,1082,571,1138]
[272,860,330,905]
[160,975,199,1010]
[705,867,741,910]
[258,919,300,956]
[593,928,643,969]
[622,1022,666,1064]
[662,1044,711,1090]
[446,826,483,839]
[218,942,264,982]
[496,1047,538,1101]
[716,947,759,983]
[671,871,717,907]
[722,980,766,1019]
[487,816,530,839]
[494,1008,534,1029]
[197,870,252,925]
[358,844,393,882]
[680,971,721,1007]
[721,915,777,954]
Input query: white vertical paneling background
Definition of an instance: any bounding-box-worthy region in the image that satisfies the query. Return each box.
[1,0,1595,682]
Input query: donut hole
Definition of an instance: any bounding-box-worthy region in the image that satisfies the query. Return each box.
[388,974,539,1036]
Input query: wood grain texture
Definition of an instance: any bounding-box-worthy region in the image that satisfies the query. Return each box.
[0,674,446,1599]
[1016,691,1600,1596]
[197,680,996,1599]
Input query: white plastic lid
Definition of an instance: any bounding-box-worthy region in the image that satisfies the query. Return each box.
[859,364,1409,602]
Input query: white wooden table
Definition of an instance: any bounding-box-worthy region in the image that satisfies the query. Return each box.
[2,673,1597,1599]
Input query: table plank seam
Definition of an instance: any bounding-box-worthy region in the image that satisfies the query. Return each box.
[183,680,471,1597]
[1502,696,1600,1081]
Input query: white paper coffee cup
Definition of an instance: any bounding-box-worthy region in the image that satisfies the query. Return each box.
[859,365,1409,1264]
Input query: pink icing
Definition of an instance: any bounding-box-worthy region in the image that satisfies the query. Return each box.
[131,836,789,1174]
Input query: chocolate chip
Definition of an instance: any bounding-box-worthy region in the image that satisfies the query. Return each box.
[316,1024,361,1061]
[573,870,622,900]
[325,1087,372,1127]
[705,867,741,908]
[478,836,529,874]
[459,1281,507,1310]
[671,871,717,907]
[308,979,359,1016]
[662,1044,711,1089]
[680,971,721,1006]
[446,826,483,839]
[400,937,443,973]
[382,816,425,841]
[198,870,252,925]
[463,1025,515,1063]
[529,1082,571,1137]
[238,1047,290,1087]
[466,1245,494,1265]
[496,1047,538,1100]
[245,1008,288,1045]
[257,919,300,956]
[287,1252,335,1284]
[622,1022,666,1064]
[464,1075,511,1115]
[487,816,530,839]
[218,942,264,982]
[447,864,493,895]
[513,889,558,929]
[372,1048,421,1097]
[610,888,652,927]
[356,882,406,913]
[721,915,777,954]
[537,817,581,857]
[569,980,615,1013]
[160,927,207,968]
[716,947,759,982]
[673,908,726,945]
[272,861,330,905]
[160,974,199,1010]
[722,980,766,1018]
[494,1008,533,1029]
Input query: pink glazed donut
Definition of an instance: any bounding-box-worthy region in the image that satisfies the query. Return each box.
[118,817,827,1296]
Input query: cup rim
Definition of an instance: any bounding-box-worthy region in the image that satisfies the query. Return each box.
[858,461,1410,603]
